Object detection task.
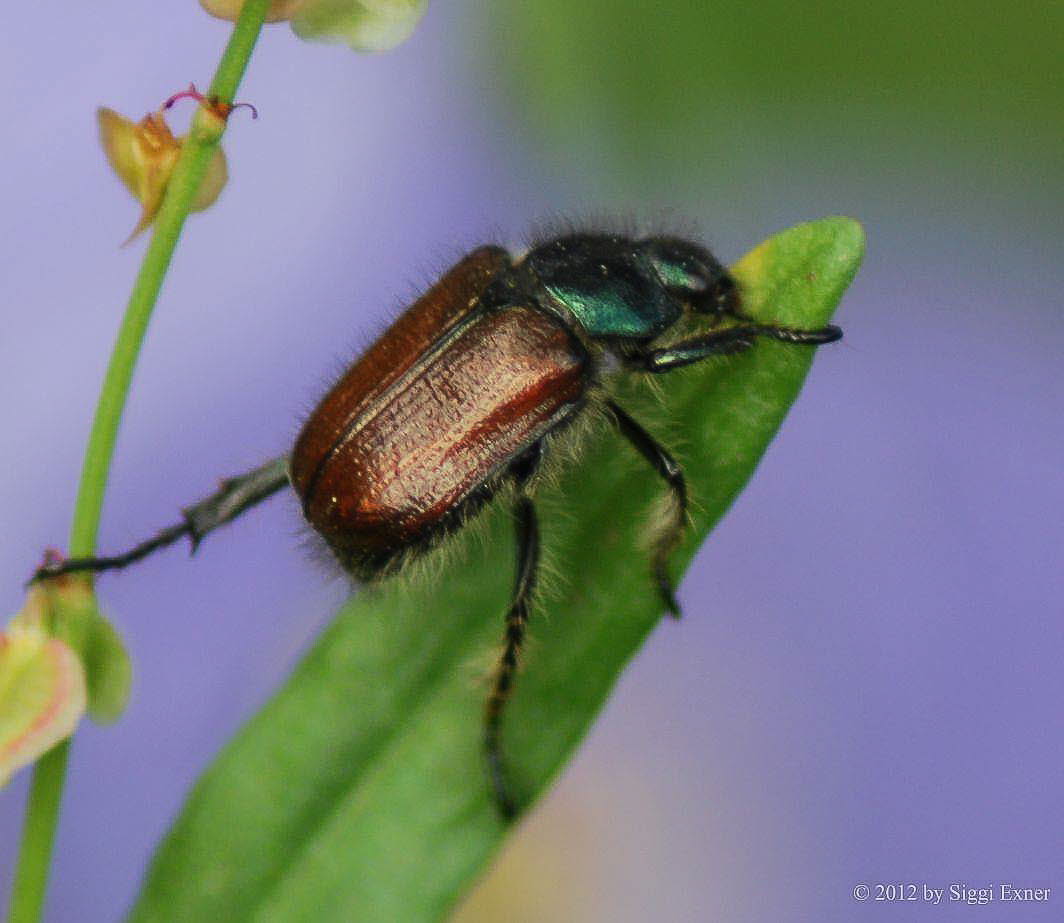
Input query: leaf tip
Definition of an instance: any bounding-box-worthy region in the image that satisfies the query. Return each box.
[820,215,866,269]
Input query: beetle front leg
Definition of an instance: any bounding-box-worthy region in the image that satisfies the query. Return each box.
[633,322,841,372]
[31,455,291,583]
[606,399,688,618]
[484,494,540,821]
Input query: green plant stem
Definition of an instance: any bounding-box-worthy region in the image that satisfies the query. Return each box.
[5,749,69,923]
[7,3,271,921]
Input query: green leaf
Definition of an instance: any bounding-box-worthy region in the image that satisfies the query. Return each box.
[129,217,864,922]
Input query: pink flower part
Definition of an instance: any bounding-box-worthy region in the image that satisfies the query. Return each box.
[0,624,87,786]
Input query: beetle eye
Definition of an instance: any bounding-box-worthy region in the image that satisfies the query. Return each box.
[681,263,738,315]
[708,273,739,314]
[645,253,705,296]
[640,236,738,314]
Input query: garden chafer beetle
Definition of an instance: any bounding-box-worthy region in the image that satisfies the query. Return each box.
[35,231,841,818]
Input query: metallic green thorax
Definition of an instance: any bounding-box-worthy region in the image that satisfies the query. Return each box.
[523,234,687,341]
[539,276,682,339]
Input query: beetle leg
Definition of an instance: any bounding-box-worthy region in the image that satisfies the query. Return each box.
[484,494,540,821]
[30,455,291,583]
[605,400,687,618]
[510,440,544,487]
[633,322,841,373]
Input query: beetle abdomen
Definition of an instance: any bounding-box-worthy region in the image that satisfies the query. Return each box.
[291,266,590,576]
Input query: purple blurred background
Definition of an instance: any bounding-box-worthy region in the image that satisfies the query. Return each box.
[2,3,1062,921]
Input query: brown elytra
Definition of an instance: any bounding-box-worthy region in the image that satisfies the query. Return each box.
[289,246,590,577]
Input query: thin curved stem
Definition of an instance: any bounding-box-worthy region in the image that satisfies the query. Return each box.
[7,3,271,921]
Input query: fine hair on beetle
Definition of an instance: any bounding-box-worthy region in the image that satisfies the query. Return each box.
[302,410,600,601]
[292,235,613,593]
[32,225,842,820]
[298,218,706,582]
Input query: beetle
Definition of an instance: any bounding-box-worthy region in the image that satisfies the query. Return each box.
[34,231,841,819]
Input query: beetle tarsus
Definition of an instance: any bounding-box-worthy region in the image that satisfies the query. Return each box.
[28,523,190,585]
[486,750,518,822]
[657,564,683,619]
[29,455,290,585]
[759,323,843,345]
[635,321,841,372]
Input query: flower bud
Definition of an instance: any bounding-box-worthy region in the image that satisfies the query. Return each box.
[200,0,307,22]
[200,0,429,52]
[98,106,228,243]
[0,558,134,784]
[291,0,429,50]
[0,587,87,786]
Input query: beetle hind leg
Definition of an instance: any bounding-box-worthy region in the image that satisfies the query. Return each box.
[30,455,291,584]
[606,400,688,617]
[484,493,540,821]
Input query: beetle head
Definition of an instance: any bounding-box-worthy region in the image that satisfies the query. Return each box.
[640,236,739,316]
